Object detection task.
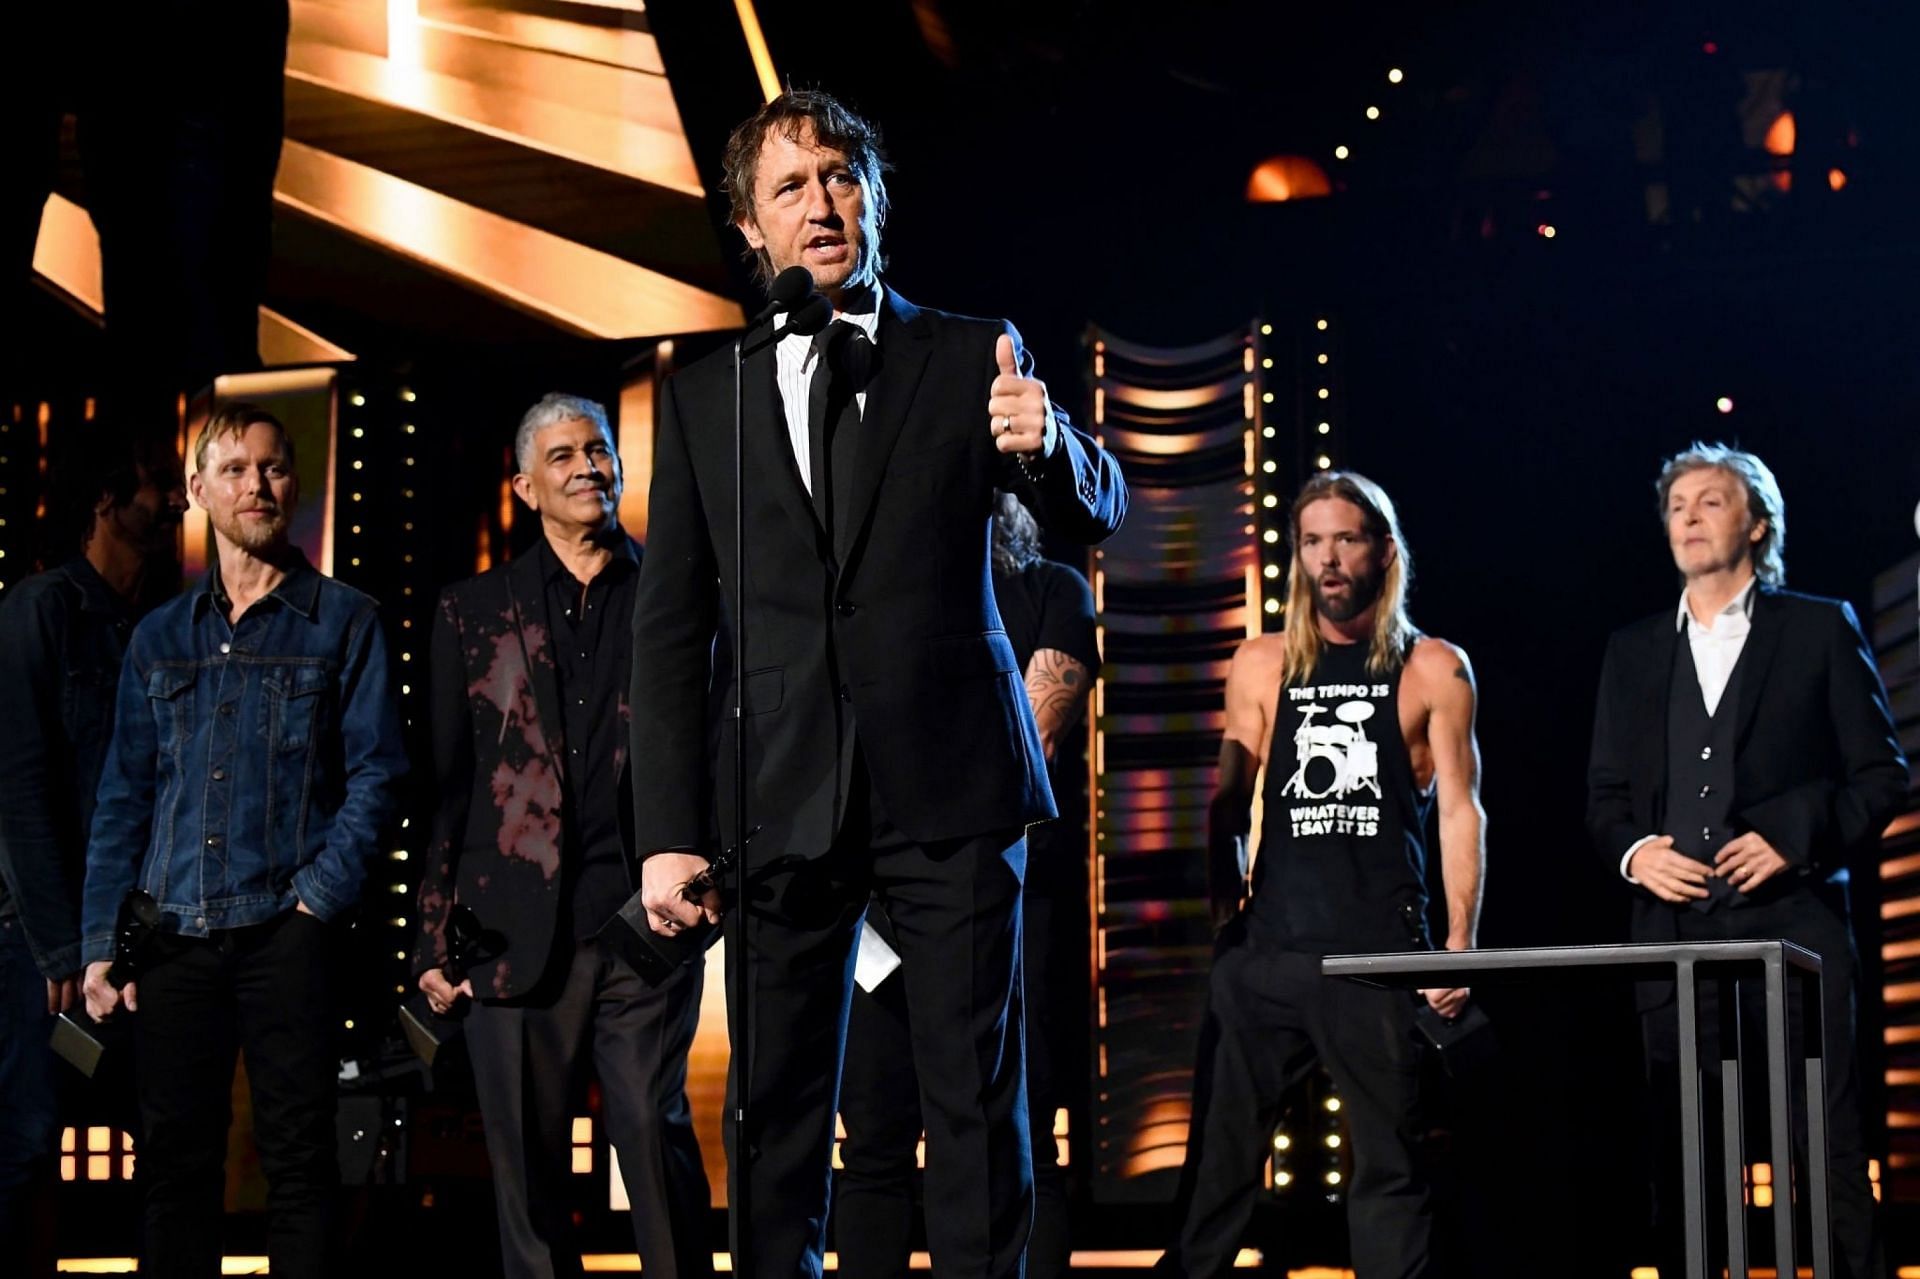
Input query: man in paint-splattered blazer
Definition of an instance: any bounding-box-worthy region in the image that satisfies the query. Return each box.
[412,393,710,1279]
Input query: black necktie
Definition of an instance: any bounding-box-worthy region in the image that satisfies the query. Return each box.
[805,321,876,538]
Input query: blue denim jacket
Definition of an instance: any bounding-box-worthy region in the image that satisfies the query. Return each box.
[82,554,406,962]
[0,559,133,978]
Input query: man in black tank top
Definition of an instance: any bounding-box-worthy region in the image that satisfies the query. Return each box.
[1162,473,1487,1279]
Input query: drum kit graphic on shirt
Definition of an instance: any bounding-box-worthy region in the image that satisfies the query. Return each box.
[1279,684,1390,839]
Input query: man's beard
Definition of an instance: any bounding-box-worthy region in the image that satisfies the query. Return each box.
[1310,566,1385,624]
[223,509,289,551]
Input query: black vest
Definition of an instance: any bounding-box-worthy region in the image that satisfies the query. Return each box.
[1664,629,1746,912]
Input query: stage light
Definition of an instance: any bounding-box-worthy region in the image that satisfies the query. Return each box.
[1316,388,1329,400]
[1275,1170,1293,1187]
[1388,68,1404,84]
[1765,112,1796,158]
[1829,167,1849,191]
[1326,1171,1342,1186]
[1715,396,1734,414]
[1273,1133,1291,1151]
[1316,354,1329,365]
[1538,224,1557,239]
[1366,106,1380,121]
[352,427,364,439]
[351,459,363,470]
[344,1019,355,1030]
[1317,423,1331,435]
[1262,460,1277,473]
[1262,495,1278,509]
[1316,455,1331,470]
[1264,599,1280,614]
[400,388,418,403]
[1260,324,1273,335]
[1262,426,1276,438]
[1261,357,1273,369]
[1263,565,1280,579]
[350,394,366,407]
[1262,392,1275,404]
[1316,319,1329,331]
[389,850,408,861]
[1326,1134,1342,1148]
[1325,1097,1342,1112]
[1334,146,1350,160]
[1263,530,1280,544]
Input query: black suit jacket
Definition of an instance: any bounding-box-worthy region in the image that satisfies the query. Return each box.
[1587,586,1908,955]
[629,287,1126,864]
[413,540,640,999]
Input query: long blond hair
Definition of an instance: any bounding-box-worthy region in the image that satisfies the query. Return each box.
[1277,471,1419,688]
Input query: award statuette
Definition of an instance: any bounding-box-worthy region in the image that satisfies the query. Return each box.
[51,889,164,1078]
[597,837,742,988]
[399,903,504,1066]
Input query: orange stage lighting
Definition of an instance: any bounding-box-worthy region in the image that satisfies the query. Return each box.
[1246,156,1333,204]
[1765,111,1797,156]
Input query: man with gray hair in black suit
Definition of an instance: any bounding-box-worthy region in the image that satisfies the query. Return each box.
[1588,442,1908,1279]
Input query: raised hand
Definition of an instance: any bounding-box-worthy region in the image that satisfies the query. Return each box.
[987,333,1057,458]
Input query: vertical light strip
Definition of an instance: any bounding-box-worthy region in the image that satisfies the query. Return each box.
[733,0,781,102]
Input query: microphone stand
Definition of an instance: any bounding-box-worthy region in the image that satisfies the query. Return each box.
[727,291,827,1276]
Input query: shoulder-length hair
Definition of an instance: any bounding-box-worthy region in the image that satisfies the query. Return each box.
[1278,471,1419,688]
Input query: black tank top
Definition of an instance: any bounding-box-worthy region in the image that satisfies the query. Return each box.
[1247,638,1434,954]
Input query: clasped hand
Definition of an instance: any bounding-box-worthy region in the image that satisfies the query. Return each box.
[1628,832,1790,904]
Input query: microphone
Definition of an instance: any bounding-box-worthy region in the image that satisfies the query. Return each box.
[783,293,834,338]
[749,266,816,325]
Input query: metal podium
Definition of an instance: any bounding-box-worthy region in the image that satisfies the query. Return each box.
[1321,941,1831,1279]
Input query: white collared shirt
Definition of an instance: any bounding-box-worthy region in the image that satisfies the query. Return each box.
[773,285,881,497]
[1619,577,1759,880]
[1678,577,1757,717]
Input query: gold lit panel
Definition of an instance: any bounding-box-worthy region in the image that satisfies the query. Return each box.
[30,194,353,366]
[1874,545,1920,1201]
[285,38,701,194]
[274,141,742,339]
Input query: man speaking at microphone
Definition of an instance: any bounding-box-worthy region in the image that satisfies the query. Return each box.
[629,90,1127,1279]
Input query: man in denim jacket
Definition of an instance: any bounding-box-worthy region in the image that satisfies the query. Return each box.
[81,403,405,1279]
[0,430,186,1273]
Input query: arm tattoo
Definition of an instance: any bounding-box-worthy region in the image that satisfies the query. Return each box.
[1453,664,1474,686]
[1024,648,1094,752]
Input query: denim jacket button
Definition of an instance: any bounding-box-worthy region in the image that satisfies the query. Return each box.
[219,642,231,655]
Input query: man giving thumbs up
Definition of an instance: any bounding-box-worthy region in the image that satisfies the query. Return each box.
[630,88,1127,1279]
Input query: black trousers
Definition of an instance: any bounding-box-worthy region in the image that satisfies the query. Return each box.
[1165,931,1434,1279]
[833,893,1068,1279]
[133,909,337,1279]
[465,937,711,1279]
[1642,893,1883,1279]
[733,760,1031,1279]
